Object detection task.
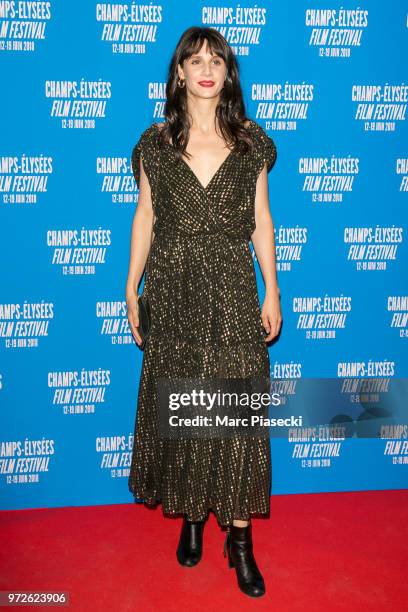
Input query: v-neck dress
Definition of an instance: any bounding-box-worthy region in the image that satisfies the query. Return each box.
[128,119,277,526]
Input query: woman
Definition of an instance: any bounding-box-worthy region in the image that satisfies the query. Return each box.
[126,26,281,598]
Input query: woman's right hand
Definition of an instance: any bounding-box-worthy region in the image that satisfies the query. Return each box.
[126,287,143,347]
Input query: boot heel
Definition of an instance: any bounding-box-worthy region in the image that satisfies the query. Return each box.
[223,529,234,568]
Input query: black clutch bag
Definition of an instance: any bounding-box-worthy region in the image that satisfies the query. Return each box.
[137,293,151,349]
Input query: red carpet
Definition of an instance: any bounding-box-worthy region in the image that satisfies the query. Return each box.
[1,490,407,611]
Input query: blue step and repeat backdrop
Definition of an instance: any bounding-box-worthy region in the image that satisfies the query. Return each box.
[1,1,407,511]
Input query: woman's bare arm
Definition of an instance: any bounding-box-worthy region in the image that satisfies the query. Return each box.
[250,165,282,341]
[126,157,154,346]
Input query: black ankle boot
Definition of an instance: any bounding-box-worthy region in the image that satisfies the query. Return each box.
[176,517,205,567]
[223,523,265,597]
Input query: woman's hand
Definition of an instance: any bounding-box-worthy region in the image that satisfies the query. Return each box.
[126,286,143,347]
[261,288,282,342]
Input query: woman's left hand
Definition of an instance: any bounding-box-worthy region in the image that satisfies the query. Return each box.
[261,288,282,342]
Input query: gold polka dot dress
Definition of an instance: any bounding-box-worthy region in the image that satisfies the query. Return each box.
[128,120,277,527]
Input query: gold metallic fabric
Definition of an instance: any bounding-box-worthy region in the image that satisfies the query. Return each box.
[128,120,277,526]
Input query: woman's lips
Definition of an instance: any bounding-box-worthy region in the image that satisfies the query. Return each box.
[198,81,215,87]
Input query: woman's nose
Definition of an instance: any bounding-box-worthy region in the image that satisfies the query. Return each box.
[201,62,212,76]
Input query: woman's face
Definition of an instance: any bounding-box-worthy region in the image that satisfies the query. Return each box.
[177,40,227,99]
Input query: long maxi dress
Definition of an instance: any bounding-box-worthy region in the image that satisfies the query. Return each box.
[128,119,277,527]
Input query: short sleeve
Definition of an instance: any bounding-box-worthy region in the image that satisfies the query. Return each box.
[130,124,160,191]
[249,120,277,179]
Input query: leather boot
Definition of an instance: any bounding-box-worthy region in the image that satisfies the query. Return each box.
[223,523,265,597]
[176,517,205,567]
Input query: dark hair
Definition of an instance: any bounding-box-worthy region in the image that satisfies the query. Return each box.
[157,26,254,160]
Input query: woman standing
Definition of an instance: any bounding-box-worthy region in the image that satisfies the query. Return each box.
[126,27,281,598]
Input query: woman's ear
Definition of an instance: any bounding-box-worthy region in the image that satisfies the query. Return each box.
[177,62,185,81]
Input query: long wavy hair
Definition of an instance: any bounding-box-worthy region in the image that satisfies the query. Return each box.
[157,26,255,160]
